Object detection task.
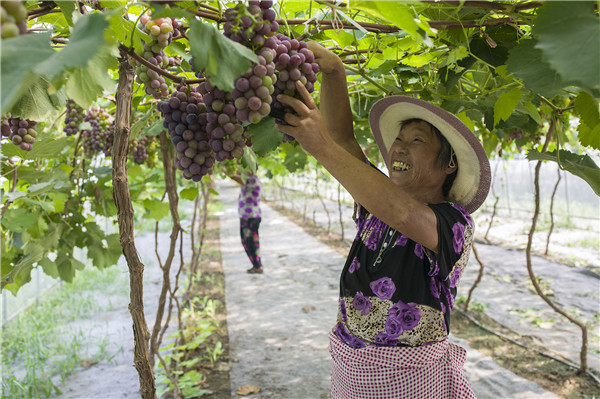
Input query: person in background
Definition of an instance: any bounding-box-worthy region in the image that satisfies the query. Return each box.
[231,170,263,274]
[276,42,490,398]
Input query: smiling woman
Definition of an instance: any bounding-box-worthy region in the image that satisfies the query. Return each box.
[275,42,491,399]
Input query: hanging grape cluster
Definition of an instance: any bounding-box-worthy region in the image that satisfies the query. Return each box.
[1,116,38,151]
[81,107,113,157]
[63,100,86,136]
[198,81,247,163]
[150,1,320,180]
[131,136,155,164]
[1,1,28,39]
[130,14,179,99]
[157,85,215,181]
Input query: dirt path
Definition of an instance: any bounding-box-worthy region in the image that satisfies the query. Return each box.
[217,180,558,399]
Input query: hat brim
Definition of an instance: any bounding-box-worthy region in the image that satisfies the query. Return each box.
[369,96,491,214]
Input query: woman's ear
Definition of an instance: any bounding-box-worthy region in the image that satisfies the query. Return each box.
[444,162,458,175]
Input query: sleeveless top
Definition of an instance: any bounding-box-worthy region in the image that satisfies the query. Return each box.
[238,176,261,219]
[335,195,474,348]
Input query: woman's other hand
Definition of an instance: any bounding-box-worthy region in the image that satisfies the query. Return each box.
[307,41,344,75]
[275,81,332,158]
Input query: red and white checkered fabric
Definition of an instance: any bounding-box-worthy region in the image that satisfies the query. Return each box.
[329,330,476,399]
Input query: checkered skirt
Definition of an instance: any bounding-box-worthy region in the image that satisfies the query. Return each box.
[329,330,476,399]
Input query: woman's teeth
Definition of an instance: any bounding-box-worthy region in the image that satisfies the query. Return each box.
[392,161,411,171]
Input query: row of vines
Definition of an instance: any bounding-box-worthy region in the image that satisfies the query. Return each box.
[1,0,599,397]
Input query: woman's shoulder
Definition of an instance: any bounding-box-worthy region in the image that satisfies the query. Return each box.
[428,202,473,226]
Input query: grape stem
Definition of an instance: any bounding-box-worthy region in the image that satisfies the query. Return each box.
[118,44,204,85]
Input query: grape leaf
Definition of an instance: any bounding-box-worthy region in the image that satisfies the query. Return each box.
[527,149,600,196]
[35,14,109,81]
[577,123,600,150]
[1,208,38,233]
[575,91,600,129]
[180,187,199,201]
[494,87,522,127]
[282,143,308,173]
[143,198,170,221]
[506,39,569,98]
[506,39,568,98]
[64,51,116,108]
[352,1,420,41]
[87,233,122,270]
[533,1,600,92]
[188,19,257,92]
[1,33,54,114]
[39,256,60,279]
[56,1,76,26]
[247,117,283,157]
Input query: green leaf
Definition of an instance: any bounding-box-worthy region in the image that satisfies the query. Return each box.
[87,233,122,269]
[143,198,170,221]
[39,256,59,278]
[577,123,600,150]
[282,143,308,173]
[352,1,420,41]
[180,187,199,201]
[64,51,116,108]
[8,75,64,121]
[527,149,600,196]
[1,209,38,233]
[575,91,600,128]
[188,19,257,91]
[0,32,54,114]
[247,117,283,156]
[56,1,76,26]
[494,87,522,127]
[35,13,109,81]
[522,102,542,126]
[533,1,600,92]
[506,39,569,98]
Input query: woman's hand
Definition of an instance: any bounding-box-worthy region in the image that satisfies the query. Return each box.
[307,41,344,75]
[275,81,333,158]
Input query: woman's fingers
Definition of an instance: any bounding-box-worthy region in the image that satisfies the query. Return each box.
[295,80,316,110]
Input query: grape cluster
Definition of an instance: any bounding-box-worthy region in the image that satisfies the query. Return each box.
[223,0,278,47]
[81,107,113,156]
[2,117,38,151]
[63,99,85,136]
[1,1,28,39]
[198,81,246,162]
[157,85,215,181]
[269,33,319,114]
[232,46,277,124]
[131,15,179,99]
[131,136,148,164]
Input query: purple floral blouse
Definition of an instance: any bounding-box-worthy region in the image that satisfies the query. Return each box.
[335,198,474,349]
[238,176,261,219]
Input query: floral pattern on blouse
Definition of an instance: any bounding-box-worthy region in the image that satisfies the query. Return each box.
[337,200,474,348]
[238,176,261,219]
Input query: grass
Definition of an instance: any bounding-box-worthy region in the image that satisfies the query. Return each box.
[1,265,128,398]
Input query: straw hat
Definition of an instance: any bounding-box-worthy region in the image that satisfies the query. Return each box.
[369,96,491,214]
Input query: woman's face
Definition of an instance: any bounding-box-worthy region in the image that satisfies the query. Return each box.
[387,120,451,200]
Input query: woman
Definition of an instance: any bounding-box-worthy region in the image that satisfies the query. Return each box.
[276,43,490,398]
[232,170,263,274]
